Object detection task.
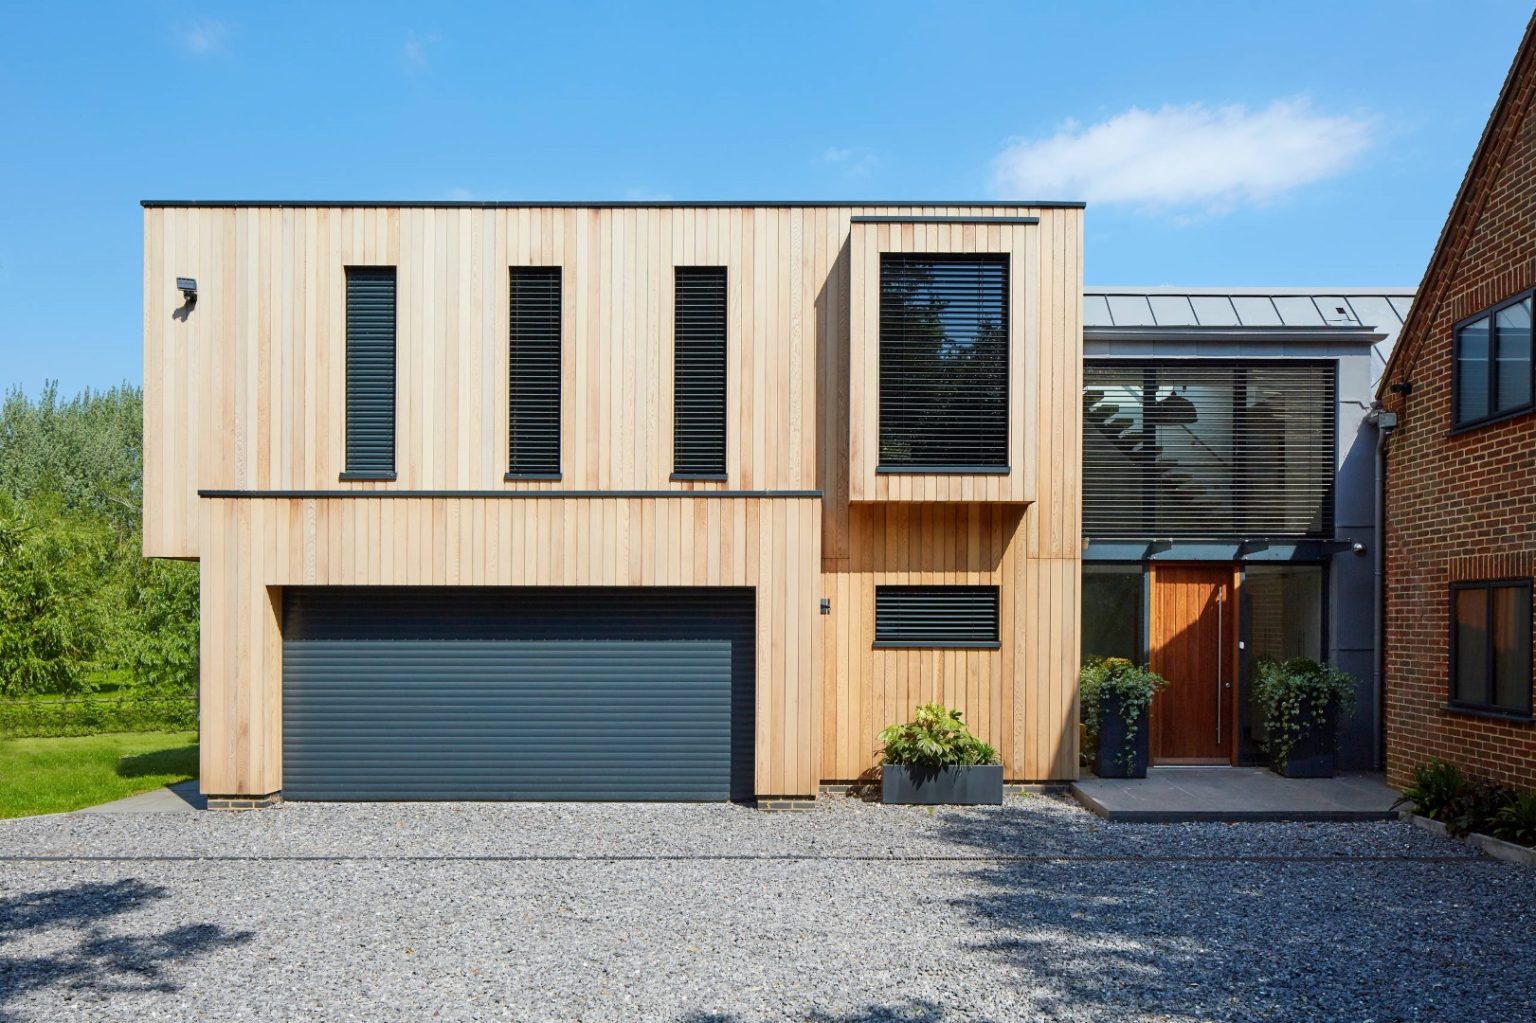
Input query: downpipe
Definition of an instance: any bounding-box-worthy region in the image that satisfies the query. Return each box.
[1367,401,1398,772]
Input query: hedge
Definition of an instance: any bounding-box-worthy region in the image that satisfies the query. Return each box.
[0,698,197,738]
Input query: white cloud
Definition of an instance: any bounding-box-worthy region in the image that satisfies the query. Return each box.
[403,31,440,71]
[993,100,1373,213]
[176,19,232,56]
[821,146,879,178]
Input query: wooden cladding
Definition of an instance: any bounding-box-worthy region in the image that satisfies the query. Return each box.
[673,267,728,476]
[878,255,1009,471]
[508,267,562,477]
[344,267,396,477]
[145,203,1085,796]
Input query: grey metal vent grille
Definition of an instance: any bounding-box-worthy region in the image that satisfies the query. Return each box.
[879,254,1009,470]
[674,267,728,475]
[345,267,396,474]
[509,268,562,475]
[1083,361,1337,539]
[875,586,1000,648]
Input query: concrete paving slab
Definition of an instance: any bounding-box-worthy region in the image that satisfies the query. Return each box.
[77,780,206,814]
[1071,767,1400,822]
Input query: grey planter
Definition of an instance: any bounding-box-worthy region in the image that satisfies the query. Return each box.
[1274,701,1338,778]
[1094,691,1149,779]
[881,764,1003,805]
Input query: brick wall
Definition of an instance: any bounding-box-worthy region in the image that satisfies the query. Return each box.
[1382,28,1536,791]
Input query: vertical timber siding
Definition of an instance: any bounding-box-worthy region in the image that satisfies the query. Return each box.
[144,203,1083,796]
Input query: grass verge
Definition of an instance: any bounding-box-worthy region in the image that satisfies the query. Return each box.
[0,731,198,819]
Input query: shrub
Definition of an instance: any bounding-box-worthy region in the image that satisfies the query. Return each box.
[1251,657,1357,766]
[877,703,998,769]
[1492,791,1536,847]
[1080,657,1166,770]
[0,697,198,738]
[1394,759,1536,846]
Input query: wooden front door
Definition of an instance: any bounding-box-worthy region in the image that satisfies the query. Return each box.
[1149,564,1237,764]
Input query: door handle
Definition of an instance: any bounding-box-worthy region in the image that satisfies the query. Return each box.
[1216,588,1223,745]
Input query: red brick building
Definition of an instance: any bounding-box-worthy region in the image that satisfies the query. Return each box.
[1380,15,1536,790]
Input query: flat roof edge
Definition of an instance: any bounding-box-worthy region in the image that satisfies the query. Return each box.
[141,198,1087,210]
[1088,285,1416,296]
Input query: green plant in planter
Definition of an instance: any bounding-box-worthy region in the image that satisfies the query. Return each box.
[1079,657,1166,771]
[877,703,998,768]
[1251,657,1357,766]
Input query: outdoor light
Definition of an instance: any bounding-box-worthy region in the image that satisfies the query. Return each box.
[177,277,198,304]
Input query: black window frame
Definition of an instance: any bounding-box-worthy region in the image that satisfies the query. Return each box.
[876,252,1010,474]
[1451,286,1536,432]
[340,265,398,481]
[672,266,729,480]
[506,266,564,481]
[874,585,1001,650]
[1448,579,1534,721]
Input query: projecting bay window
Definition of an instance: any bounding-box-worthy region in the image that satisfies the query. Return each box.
[507,267,562,479]
[878,254,1009,472]
[1450,580,1533,719]
[341,267,397,481]
[1454,290,1533,429]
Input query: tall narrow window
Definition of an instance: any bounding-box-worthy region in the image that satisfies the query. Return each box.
[878,254,1009,471]
[508,267,562,478]
[1454,290,1534,429]
[1451,580,1533,717]
[343,267,396,478]
[673,267,727,477]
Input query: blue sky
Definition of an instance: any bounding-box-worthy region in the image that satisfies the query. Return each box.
[1,1,1531,395]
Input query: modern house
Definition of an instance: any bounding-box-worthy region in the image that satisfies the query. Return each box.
[1379,16,1536,792]
[142,201,1085,806]
[1080,286,1410,770]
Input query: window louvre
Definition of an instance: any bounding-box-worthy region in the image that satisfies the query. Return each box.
[674,267,727,476]
[875,586,1000,648]
[508,267,562,477]
[878,254,1009,470]
[1451,580,1533,718]
[345,267,396,476]
[1083,361,1336,539]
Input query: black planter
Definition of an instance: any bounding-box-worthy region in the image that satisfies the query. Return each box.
[1275,705,1338,778]
[1094,691,1149,779]
[881,764,1003,805]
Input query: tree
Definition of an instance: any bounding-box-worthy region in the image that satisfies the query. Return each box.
[0,493,112,696]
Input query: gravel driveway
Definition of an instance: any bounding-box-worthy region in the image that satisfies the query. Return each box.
[1,795,1531,1022]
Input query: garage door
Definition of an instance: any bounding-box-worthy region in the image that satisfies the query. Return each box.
[282,587,755,802]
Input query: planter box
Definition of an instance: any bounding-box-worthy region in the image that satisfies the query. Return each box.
[1094,691,1149,779]
[1274,709,1337,778]
[881,764,1003,805]
[1404,812,1536,867]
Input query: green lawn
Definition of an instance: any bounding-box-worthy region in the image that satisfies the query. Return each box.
[0,731,198,819]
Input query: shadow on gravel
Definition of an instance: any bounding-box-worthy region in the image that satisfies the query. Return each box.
[681,1000,948,1023]
[0,878,253,1021]
[930,798,1536,1022]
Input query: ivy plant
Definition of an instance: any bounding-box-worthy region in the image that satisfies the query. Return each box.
[1079,657,1166,771]
[1252,657,1357,767]
[877,703,998,769]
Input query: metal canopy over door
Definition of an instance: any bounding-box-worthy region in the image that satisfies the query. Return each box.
[1149,564,1238,764]
[281,587,755,801]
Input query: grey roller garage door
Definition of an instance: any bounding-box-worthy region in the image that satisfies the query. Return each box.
[282,587,755,801]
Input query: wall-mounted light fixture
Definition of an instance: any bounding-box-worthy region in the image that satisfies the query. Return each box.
[177,277,198,304]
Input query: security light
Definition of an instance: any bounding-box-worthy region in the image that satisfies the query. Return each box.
[177,277,198,304]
